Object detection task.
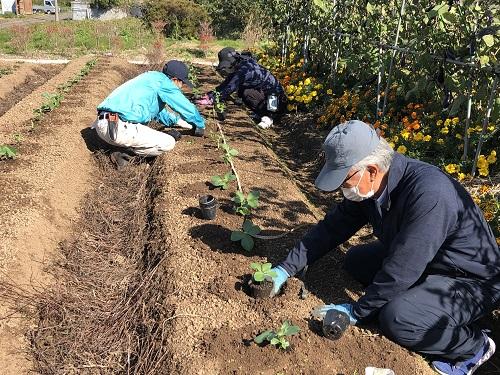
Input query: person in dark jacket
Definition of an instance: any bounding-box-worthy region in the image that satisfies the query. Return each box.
[270,120,499,375]
[196,47,286,129]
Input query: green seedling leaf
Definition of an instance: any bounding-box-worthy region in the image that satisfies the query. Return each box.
[250,262,261,272]
[236,206,251,216]
[233,191,245,205]
[270,337,280,346]
[211,175,224,186]
[261,263,272,272]
[254,330,274,344]
[241,235,254,251]
[246,190,260,208]
[230,230,246,241]
[0,145,17,159]
[243,220,261,236]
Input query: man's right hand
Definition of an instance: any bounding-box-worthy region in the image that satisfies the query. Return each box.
[270,266,289,297]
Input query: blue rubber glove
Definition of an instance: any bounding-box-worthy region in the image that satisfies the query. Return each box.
[270,266,289,297]
[312,303,358,325]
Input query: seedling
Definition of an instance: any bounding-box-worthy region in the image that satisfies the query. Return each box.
[254,320,300,350]
[233,190,260,216]
[0,145,17,160]
[250,262,277,282]
[221,143,239,165]
[34,92,63,120]
[211,172,236,190]
[209,131,223,149]
[12,133,23,144]
[231,219,261,251]
[214,91,225,114]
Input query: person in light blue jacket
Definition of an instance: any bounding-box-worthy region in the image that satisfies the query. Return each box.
[93,60,205,169]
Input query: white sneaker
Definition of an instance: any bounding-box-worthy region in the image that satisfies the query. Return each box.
[257,116,273,129]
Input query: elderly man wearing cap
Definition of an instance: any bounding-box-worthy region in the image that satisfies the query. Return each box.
[270,120,500,374]
[196,47,286,129]
[93,60,205,169]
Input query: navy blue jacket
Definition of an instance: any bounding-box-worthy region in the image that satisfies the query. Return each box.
[215,57,284,101]
[279,153,500,320]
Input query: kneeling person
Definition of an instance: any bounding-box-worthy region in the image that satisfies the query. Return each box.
[93,60,205,168]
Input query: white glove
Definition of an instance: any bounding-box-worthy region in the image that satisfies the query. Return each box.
[176,118,193,129]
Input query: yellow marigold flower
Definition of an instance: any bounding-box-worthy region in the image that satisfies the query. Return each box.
[456,133,463,140]
[487,152,497,164]
[304,78,311,85]
[411,112,417,119]
[286,85,295,94]
[287,104,296,111]
[392,135,399,142]
[437,138,445,145]
[437,120,443,126]
[298,81,303,86]
[458,172,466,181]
[478,167,489,177]
[441,127,449,135]
[327,89,333,95]
[414,132,424,142]
[444,164,458,174]
[314,84,323,89]
[400,129,411,140]
[397,145,407,154]
[389,142,396,149]
[444,118,451,126]
[311,91,317,97]
[288,95,295,101]
[477,155,488,169]
[488,125,495,132]
[452,117,459,125]
[423,135,432,142]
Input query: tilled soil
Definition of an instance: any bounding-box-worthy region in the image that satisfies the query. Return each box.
[0,56,141,374]
[154,66,435,374]
[0,63,64,117]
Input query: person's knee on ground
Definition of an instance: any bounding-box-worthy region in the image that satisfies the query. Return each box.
[343,241,386,286]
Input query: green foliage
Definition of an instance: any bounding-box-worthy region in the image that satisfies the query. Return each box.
[91,0,121,8]
[231,219,261,251]
[0,19,154,56]
[232,190,260,216]
[142,0,209,39]
[211,172,236,190]
[254,320,300,350]
[195,0,266,38]
[33,92,63,120]
[250,262,277,282]
[221,142,238,164]
[214,91,225,113]
[0,67,12,78]
[0,145,17,160]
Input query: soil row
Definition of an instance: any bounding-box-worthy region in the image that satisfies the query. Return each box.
[0,57,141,374]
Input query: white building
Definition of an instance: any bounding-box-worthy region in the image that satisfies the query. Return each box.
[1,0,16,14]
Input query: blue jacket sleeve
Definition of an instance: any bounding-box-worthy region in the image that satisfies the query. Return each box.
[155,108,178,127]
[353,189,458,321]
[158,86,205,129]
[279,199,368,276]
[216,67,247,101]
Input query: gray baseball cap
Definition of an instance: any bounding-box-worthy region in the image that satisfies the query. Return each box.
[315,120,380,191]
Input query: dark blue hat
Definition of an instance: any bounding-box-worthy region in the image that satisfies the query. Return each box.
[162,60,193,88]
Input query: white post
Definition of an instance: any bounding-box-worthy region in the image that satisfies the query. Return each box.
[54,0,59,21]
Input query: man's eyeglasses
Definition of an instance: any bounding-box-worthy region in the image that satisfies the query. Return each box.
[341,170,360,186]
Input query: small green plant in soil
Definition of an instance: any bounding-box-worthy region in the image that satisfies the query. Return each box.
[0,145,17,160]
[214,90,225,113]
[0,67,12,78]
[221,142,238,165]
[211,172,236,190]
[231,219,261,251]
[33,92,63,120]
[12,133,23,144]
[233,190,260,216]
[209,131,223,149]
[250,262,277,282]
[254,320,300,350]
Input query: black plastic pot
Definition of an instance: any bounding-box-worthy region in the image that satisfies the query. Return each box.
[322,309,350,340]
[248,278,273,299]
[199,194,217,220]
[216,110,226,121]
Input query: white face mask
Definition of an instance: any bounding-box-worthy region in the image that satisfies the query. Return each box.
[341,168,375,202]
